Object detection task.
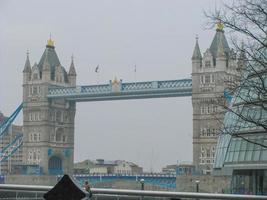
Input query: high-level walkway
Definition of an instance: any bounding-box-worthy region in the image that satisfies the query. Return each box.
[47,78,192,102]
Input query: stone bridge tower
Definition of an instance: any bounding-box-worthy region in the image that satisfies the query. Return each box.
[191,23,240,174]
[22,38,76,175]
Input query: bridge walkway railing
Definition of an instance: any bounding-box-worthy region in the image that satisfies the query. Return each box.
[0,183,267,200]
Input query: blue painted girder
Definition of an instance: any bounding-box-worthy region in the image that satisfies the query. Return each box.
[47,79,192,102]
[0,134,23,163]
[0,104,22,138]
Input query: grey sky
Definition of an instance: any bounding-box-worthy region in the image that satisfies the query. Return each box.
[0,0,224,171]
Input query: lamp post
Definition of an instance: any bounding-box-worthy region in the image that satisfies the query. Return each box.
[140,179,145,190]
[140,178,144,200]
[195,180,200,200]
[195,180,200,192]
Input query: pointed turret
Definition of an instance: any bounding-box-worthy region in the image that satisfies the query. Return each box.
[68,55,77,86]
[23,50,31,83]
[192,36,202,60]
[192,36,202,73]
[23,50,31,73]
[68,55,77,76]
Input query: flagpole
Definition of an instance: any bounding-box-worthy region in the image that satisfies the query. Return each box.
[97,71,100,84]
[134,64,137,85]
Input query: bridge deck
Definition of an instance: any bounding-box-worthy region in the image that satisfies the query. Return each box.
[47,79,192,102]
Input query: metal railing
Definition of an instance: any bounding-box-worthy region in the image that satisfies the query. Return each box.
[1,184,267,200]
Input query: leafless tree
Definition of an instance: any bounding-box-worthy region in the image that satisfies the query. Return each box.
[206,0,267,148]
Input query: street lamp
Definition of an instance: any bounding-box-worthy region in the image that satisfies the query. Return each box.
[140,179,145,200]
[195,180,200,193]
[140,179,145,190]
[195,180,200,200]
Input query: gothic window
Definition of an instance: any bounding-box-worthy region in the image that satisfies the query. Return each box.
[205,61,211,67]
[205,75,211,84]
[56,111,63,123]
[210,74,214,83]
[200,106,205,114]
[33,73,38,80]
[207,106,210,114]
[34,134,38,141]
[28,151,33,162]
[30,134,33,141]
[32,86,38,95]
[56,128,64,142]
[38,133,41,141]
[62,135,67,142]
[200,75,205,84]
[207,128,211,136]
[51,134,55,142]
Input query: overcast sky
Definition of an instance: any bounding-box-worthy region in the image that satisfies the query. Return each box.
[0,0,225,172]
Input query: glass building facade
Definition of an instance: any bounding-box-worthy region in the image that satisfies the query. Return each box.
[214,44,267,194]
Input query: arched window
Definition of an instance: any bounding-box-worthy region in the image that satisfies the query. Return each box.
[48,156,62,175]
[56,128,64,142]
[33,73,38,80]
[56,111,62,123]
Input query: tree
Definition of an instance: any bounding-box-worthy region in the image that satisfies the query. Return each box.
[205,0,267,148]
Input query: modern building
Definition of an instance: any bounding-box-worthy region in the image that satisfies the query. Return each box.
[214,42,267,194]
[0,112,23,175]
[22,38,76,175]
[191,22,240,174]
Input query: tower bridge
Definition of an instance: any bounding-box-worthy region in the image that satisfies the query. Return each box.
[0,23,241,184]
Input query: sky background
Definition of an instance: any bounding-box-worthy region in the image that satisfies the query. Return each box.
[0,0,226,172]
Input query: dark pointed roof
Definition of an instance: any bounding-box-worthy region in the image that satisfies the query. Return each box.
[23,51,31,73]
[210,29,230,58]
[192,38,202,60]
[38,45,60,80]
[37,41,69,82]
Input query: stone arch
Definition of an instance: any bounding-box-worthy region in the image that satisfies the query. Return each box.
[48,156,62,175]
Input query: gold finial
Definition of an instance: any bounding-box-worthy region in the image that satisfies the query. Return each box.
[216,20,224,31]
[47,34,55,46]
[112,77,119,85]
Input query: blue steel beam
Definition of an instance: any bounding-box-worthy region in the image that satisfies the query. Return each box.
[0,104,22,138]
[0,134,23,163]
[47,79,192,102]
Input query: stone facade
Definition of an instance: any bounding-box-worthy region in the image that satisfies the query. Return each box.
[22,39,77,175]
[176,175,231,193]
[191,24,240,174]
